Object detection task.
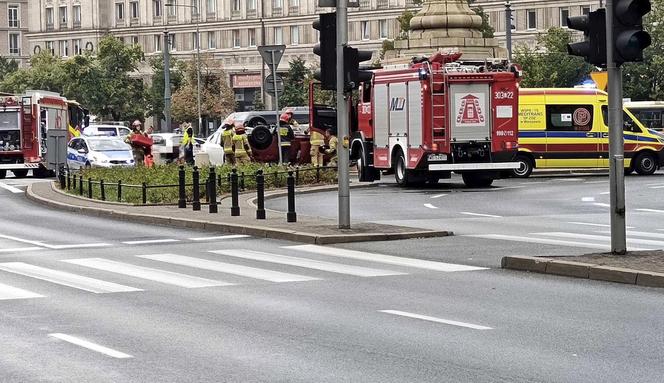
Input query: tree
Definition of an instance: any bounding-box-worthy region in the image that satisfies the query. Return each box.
[468,1,494,39]
[622,0,664,101]
[0,52,67,93]
[0,57,18,83]
[145,55,185,124]
[513,27,593,88]
[252,91,265,110]
[280,57,310,107]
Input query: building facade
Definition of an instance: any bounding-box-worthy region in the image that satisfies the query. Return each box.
[0,1,29,65]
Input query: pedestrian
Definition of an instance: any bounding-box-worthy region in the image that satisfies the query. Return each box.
[181,123,195,165]
[233,126,253,164]
[309,127,325,167]
[322,128,338,167]
[125,120,148,165]
[278,109,297,164]
[221,119,236,165]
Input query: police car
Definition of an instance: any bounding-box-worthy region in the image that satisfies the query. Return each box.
[67,136,135,169]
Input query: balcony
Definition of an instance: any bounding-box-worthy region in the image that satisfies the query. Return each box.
[288,6,299,15]
[359,0,370,10]
[377,0,388,8]
[272,7,283,17]
[46,22,54,31]
[73,20,81,29]
[207,11,216,20]
[246,9,257,18]
[231,10,242,19]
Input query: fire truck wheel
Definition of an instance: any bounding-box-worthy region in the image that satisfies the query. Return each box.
[633,152,657,175]
[394,151,410,186]
[249,125,273,150]
[462,173,494,188]
[511,155,534,178]
[0,170,5,179]
[12,169,28,178]
[356,147,374,182]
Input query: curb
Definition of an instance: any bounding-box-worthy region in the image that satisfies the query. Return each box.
[26,183,451,245]
[501,255,664,288]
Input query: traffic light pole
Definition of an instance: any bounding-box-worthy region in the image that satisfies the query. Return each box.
[163,30,171,133]
[606,0,627,254]
[336,3,350,229]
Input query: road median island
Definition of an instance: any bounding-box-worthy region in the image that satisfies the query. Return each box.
[27,180,452,245]
[502,251,664,288]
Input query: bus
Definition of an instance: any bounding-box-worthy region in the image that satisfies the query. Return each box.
[624,101,664,131]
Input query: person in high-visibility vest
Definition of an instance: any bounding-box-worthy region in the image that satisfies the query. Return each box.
[181,124,195,165]
[232,126,253,164]
[221,120,236,165]
[309,127,325,167]
[279,110,296,164]
[322,128,338,167]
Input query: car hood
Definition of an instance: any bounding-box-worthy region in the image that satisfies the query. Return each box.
[93,150,133,159]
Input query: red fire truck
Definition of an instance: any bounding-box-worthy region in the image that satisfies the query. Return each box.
[312,52,522,187]
[0,90,73,179]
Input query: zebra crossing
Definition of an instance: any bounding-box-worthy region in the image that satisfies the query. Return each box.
[0,245,488,301]
[469,228,664,252]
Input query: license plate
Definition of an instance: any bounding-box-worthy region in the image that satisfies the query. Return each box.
[428,154,447,162]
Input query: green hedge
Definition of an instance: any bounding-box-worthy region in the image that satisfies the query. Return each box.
[65,163,337,204]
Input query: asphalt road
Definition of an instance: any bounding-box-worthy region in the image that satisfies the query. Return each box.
[267,171,664,267]
[1,175,663,382]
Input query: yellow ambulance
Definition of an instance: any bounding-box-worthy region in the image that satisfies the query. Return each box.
[514,88,664,177]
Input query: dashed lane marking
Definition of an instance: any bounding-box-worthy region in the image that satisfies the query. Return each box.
[0,182,24,194]
[48,333,133,359]
[469,234,614,251]
[379,310,493,330]
[423,203,438,209]
[188,235,250,241]
[636,208,664,214]
[567,222,636,229]
[582,197,595,202]
[649,185,664,189]
[430,194,447,199]
[593,203,611,208]
[121,239,181,245]
[595,230,664,240]
[533,232,664,248]
[459,212,502,218]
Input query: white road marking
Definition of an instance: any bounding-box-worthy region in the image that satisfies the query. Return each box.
[658,229,664,232]
[520,181,547,185]
[212,249,406,277]
[121,239,181,245]
[649,185,664,189]
[0,233,45,247]
[600,191,610,195]
[0,247,42,253]
[285,245,487,272]
[0,282,44,300]
[379,310,492,330]
[585,180,608,184]
[593,203,611,208]
[45,243,111,250]
[0,182,24,194]
[646,183,664,187]
[188,235,250,241]
[430,193,447,199]
[63,258,229,288]
[490,185,526,191]
[567,222,610,228]
[533,232,664,248]
[595,230,664,240]
[138,253,318,283]
[460,212,502,218]
[423,203,438,209]
[557,178,585,182]
[636,208,664,214]
[469,234,615,251]
[0,262,141,293]
[48,333,133,359]
[582,197,595,202]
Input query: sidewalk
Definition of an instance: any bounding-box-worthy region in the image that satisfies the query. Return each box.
[27,182,451,245]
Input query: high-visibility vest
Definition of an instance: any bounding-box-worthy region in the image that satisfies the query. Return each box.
[279,126,292,146]
[232,133,251,155]
[182,130,194,146]
[222,129,235,154]
[310,130,324,146]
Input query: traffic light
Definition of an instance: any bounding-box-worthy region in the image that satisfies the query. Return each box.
[312,12,336,90]
[613,0,651,65]
[342,46,373,91]
[567,9,607,66]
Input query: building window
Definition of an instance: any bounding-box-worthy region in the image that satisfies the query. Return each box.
[274,27,282,44]
[46,41,54,55]
[290,26,299,45]
[8,5,19,28]
[233,0,241,11]
[527,10,536,30]
[132,36,139,45]
[74,39,82,55]
[73,5,81,25]
[116,3,125,20]
[167,0,177,16]
[154,0,162,17]
[232,30,241,48]
[247,0,256,10]
[169,33,176,50]
[8,33,19,55]
[60,40,69,57]
[154,35,162,52]
[273,0,283,9]
[379,20,388,39]
[131,1,139,18]
[560,8,569,27]
[208,32,216,49]
[582,6,591,15]
[192,0,200,15]
[59,6,67,25]
[290,0,299,7]
[46,7,54,26]
[248,29,256,47]
[192,32,199,50]
[207,0,216,12]
[360,21,370,40]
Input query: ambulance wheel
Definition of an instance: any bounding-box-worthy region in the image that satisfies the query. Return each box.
[249,125,273,150]
[0,170,5,179]
[394,151,410,186]
[12,169,28,178]
[462,173,494,188]
[511,155,534,178]
[634,152,657,175]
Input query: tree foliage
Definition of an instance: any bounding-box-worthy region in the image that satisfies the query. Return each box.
[146,55,185,123]
[280,57,311,107]
[0,57,18,83]
[513,27,593,88]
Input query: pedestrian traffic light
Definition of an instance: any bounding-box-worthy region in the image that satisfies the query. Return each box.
[567,9,607,66]
[312,12,336,90]
[343,46,373,91]
[613,0,651,65]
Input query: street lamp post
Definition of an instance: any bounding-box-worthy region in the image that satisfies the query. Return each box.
[165,1,203,136]
[505,0,512,60]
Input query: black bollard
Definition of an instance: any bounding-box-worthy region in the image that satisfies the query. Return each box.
[295,166,300,186]
[58,167,66,189]
[208,166,218,213]
[142,182,147,204]
[79,175,83,196]
[87,178,93,199]
[230,168,240,216]
[256,170,266,220]
[178,165,186,208]
[286,171,297,223]
[192,166,201,211]
[117,180,122,202]
[100,179,105,201]
[66,170,71,190]
[316,166,320,183]
[240,172,245,191]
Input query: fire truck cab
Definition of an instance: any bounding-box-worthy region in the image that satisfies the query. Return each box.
[351,52,522,187]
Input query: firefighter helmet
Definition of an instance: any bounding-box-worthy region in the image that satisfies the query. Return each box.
[279,109,294,123]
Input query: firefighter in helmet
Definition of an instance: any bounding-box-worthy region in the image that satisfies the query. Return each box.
[278,109,297,164]
[232,124,253,164]
[309,127,325,167]
[125,119,147,165]
[322,128,338,167]
[221,117,236,165]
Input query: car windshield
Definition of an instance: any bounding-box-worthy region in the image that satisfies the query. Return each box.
[88,139,130,151]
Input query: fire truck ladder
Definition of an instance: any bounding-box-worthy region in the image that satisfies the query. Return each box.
[431,73,446,144]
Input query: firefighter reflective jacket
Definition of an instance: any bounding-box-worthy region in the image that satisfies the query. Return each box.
[222,128,235,154]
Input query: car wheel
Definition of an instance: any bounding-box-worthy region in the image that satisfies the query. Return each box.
[634,152,657,175]
[248,125,273,150]
[462,173,494,188]
[511,154,534,178]
[12,169,28,178]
